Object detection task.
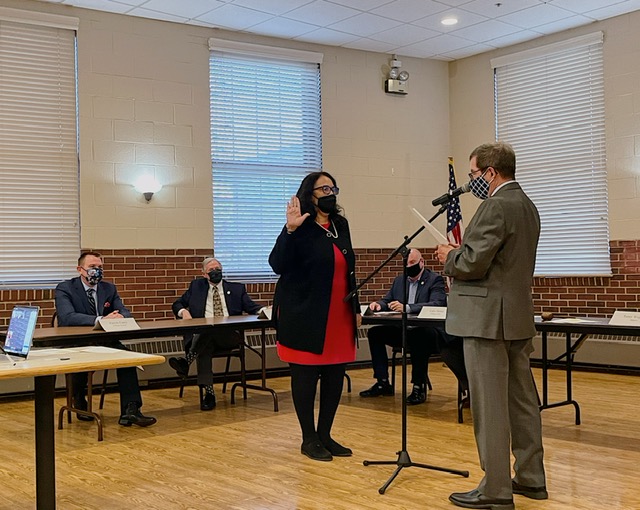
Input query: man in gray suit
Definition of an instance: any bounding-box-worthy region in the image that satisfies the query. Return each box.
[436,142,547,510]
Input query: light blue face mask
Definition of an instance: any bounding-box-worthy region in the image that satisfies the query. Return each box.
[469,170,491,200]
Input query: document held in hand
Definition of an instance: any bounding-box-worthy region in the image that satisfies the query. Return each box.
[411,207,449,245]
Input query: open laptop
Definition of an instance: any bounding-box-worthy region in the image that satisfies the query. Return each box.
[1,305,39,362]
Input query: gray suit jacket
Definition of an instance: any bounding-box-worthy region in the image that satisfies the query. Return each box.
[444,181,540,340]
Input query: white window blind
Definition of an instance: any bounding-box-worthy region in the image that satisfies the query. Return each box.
[493,33,610,276]
[0,17,80,288]
[210,47,322,281]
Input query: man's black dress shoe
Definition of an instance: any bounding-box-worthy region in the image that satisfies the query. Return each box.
[449,489,514,510]
[118,402,157,427]
[301,440,332,461]
[73,399,95,422]
[168,356,189,379]
[201,392,216,411]
[321,438,352,457]
[406,386,427,405]
[359,381,394,397]
[512,480,548,500]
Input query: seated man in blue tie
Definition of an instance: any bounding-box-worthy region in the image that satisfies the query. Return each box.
[169,257,264,411]
[55,251,156,427]
[359,249,468,405]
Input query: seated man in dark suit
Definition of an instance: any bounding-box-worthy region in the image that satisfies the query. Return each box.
[169,257,264,411]
[55,251,156,427]
[360,249,468,405]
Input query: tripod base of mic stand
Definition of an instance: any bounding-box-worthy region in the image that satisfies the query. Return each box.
[363,450,469,494]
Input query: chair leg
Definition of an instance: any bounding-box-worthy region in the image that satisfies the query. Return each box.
[178,381,185,398]
[222,355,232,394]
[426,374,433,391]
[344,372,351,393]
[99,370,108,410]
[240,344,247,400]
[391,350,398,391]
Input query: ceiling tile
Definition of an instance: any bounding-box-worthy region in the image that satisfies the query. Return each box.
[374,24,438,46]
[440,42,496,60]
[327,0,391,10]
[534,14,598,35]
[137,0,224,19]
[411,8,488,32]
[461,0,541,17]
[451,19,521,43]
[545,0,628,15]
[284,0,360,25]
[586,0,640,20]
[194,4,273,30]
[249,17,319,39]
[293,27,361,45]
[59,0,134,13]
[231,0,315,16]
[487,29,544,49]
[329,12,403,37]
[127,7,187,22]
[372,0,448,23]
[497,3,576,30]
[342,38,399,53]
[397,33,474,56]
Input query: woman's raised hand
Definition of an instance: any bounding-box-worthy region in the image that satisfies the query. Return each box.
[286,196,310,232]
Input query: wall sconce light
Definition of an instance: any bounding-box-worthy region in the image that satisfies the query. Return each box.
[134,175,162,202]
[385,54,410,95]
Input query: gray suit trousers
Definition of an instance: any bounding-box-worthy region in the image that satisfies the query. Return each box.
[464,337,546,499]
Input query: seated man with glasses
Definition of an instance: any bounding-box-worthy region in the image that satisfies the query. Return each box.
[360,249,468,405]
[169,257,265,411]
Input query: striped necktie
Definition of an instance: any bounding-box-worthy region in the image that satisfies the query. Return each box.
[87,288,97,316]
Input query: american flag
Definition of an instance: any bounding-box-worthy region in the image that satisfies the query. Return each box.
[446,157,464,244]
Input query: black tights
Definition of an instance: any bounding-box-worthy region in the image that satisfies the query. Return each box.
[289,363,346,443]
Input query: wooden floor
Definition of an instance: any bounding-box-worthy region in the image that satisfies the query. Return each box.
[1,364,639,510]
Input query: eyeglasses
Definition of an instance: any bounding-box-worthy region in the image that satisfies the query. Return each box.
[313,185,340,196]
[468,167,488,180]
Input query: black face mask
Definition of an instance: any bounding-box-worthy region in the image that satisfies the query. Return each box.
[317,194,337,214]
[207,269,223,284]
[406,262,422,278]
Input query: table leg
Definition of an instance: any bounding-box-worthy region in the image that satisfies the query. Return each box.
[230,326,278,412]
[34,375,56,510]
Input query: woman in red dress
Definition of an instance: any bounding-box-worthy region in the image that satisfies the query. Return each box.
[269,171,361,461]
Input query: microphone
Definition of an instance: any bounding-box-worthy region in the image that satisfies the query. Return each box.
[432,181,471,206]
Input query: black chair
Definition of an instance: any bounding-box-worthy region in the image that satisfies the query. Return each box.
[177,339,248,403]
[391,345,468,424]
[390,345,432,393]
[53,312,109,441]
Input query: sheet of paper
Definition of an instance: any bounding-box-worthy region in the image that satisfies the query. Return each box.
[609,310,640,327]
[417,306,447,319]
[551,318,600,324]
[373,311,401,316]
[94,317,140,332]
[258,306,272,320]
[411,207,449,245]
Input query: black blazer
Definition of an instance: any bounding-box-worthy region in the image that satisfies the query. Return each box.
[269,216,359,355]
[376,269,447,314]
[55,277,131,327]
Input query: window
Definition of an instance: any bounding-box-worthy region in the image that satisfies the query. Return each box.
[209,39,323,282]
[493,32,610,276]
[0,9,80,288]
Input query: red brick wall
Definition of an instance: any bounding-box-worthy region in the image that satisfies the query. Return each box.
[1,241,638,328]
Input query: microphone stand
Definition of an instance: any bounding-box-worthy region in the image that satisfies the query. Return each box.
[346,203,469,494]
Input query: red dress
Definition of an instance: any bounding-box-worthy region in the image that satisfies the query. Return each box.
[277,241,356,365]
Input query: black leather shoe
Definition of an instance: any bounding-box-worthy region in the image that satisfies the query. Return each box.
[201,392,216,411]
[359,381,394,397]
[73,399,95,421]
[449,489,514,509]
[406,386,427,405]
[321,438,352,457]
[168,357,189,379]
[301,440,332,461]
[512,480,548,500]
[118,402,157,427]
